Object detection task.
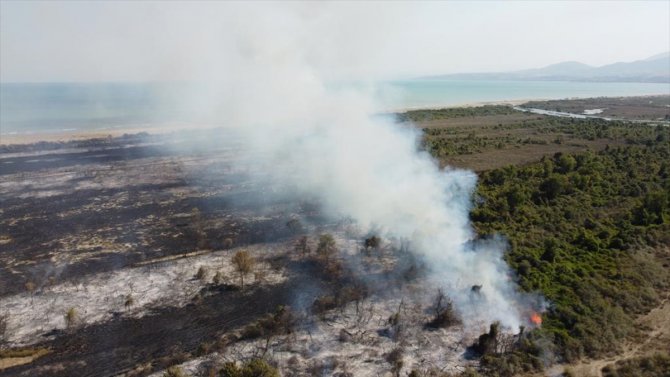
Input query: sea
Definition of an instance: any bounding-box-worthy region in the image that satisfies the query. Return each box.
[1,80,669,135]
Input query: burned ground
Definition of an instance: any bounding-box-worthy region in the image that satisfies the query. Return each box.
[1,102,669,377]
[0,137,317,297]
[0,259,329,377]
[0,133,394,376]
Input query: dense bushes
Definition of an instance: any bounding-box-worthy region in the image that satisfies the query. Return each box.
[409,110,670,374]
[416,107,670,161]
[398,105,518,122]
[471,144,670,362]
[602,353,670,377]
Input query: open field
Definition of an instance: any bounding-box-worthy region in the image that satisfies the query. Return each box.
[1,98,669,377]
[521,95,670,122]
[401,102,666,172]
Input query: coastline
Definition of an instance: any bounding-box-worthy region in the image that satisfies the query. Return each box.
[384,98,532,113]
[385,92,670,113]
[0,124,207,146]
[0,127,156,146]
[0,99,534,146]
[2,93,668,146]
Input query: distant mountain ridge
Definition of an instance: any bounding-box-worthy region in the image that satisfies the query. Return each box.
[426,52,670,83]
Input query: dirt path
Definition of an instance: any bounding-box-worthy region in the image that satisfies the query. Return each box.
[546,299,670,377]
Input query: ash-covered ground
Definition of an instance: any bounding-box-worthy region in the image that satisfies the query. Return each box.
[0,131,493,376]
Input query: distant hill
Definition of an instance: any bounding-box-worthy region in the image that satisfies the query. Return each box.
[644,51,670,61]
[426,52,670,83]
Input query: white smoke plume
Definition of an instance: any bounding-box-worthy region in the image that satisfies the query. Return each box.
[166,3,528,330]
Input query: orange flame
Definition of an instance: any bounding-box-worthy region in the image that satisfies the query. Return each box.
[530,312,542,326]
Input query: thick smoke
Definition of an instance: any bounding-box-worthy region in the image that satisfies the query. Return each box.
[171,4,528,330]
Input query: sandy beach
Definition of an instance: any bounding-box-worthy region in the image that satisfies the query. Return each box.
[0,124,200,146]
[4,94,669,146]
[0,99,530,146]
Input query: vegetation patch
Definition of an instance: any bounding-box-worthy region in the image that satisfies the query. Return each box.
[471,143,670,363]
[398,105,518,122]
[602,353,670,377]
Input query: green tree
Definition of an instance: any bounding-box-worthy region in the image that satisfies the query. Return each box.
[539,175,568,200]
[505,186,527,214]
[557,154,577,173]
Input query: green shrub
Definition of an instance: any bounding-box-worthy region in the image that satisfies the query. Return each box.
[470,144,670,362]
[602,353,670,377]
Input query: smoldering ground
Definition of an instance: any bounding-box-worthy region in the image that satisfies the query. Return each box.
[0,3,548,376]
[0,125,547,376]
[154,3,538,331]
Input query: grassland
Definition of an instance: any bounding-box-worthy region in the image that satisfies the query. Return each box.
[522,95,670,121]
[400,103,668,172]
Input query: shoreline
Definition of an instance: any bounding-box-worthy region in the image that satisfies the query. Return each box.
[385,93,670,113]
[2,93,668,146]
[0,127,156,145]
[0,124,213,146]
[383,98,531,113]
[385,92,669,113]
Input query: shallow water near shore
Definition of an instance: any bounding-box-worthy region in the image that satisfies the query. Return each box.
[382,79,669,109]
[1,80,668,135]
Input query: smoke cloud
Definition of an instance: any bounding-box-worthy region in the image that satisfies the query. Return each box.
[167,3,529,329]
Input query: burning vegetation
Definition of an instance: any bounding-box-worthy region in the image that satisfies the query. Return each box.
[1,101,669,377]
[529,313,542,327]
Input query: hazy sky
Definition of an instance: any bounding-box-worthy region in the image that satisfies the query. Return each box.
[1,1,669,82]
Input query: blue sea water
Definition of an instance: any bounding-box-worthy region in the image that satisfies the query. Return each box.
[1,80,668,135]
[0,82,185,135]
[380,79,670,109]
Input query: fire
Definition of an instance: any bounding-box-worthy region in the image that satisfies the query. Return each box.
[530,312,542,326]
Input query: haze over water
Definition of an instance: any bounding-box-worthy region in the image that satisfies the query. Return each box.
[1,80,668,135]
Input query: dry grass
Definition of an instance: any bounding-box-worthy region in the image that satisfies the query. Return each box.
[0,347,50,370]
[411,112,626,171]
